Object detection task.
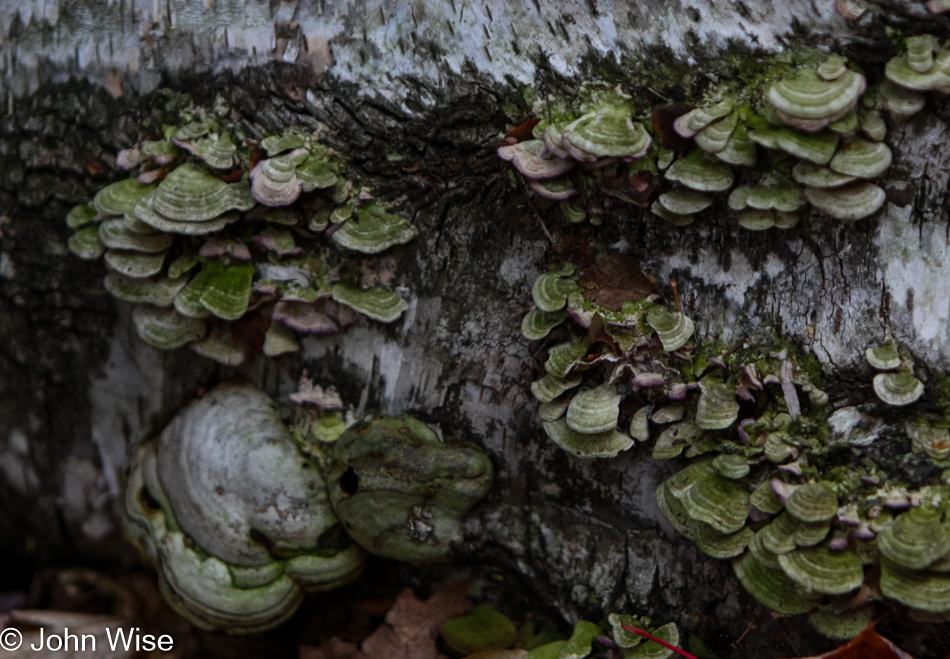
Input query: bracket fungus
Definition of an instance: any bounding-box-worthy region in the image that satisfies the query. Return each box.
[124,385,366,632]
[65,98,419,361]
[127,387,496,632]
[497,47,924,230]
[324,415,493,562]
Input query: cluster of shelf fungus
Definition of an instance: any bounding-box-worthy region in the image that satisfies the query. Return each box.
[65,98,417,362]
[522,251,949,639]
[499,36,950,230]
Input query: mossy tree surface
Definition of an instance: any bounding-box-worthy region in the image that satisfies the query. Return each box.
[2,1,950,657]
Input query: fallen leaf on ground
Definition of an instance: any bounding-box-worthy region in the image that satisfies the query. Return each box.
[299,637,370,659]
[304,581,469,659]
[781,623,913,659]
[361,582,469,659]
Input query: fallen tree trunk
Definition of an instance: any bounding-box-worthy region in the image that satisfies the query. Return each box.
[2,1,950,657]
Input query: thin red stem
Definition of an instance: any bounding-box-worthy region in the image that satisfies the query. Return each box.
[619,622,699,659]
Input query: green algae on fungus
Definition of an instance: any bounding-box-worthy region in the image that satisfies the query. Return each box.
[124,385,365,633]
[518,249,950,633]
[65,96,417,355]
[498,44,950,228]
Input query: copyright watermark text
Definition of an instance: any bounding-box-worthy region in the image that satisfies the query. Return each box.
[0,626,173,653]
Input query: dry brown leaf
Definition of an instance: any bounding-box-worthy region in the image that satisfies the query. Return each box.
[782,623,913,659]
[300,637,370,659]
[578,253,657,312]
[359,582,469,659]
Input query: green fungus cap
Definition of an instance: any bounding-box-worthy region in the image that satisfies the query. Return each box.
[99,219,174,253]
[262,322,301,356]
[565,384,621,434]
[132,305,206,350]
[543,342,588,379]
[104,249,167,279]
[818,54,849,81]
[646,306,694,352]
[93,179,158,217]
[542,418,634,459]
[522,309,567,340]
[695,379,739,430]
[733,552,818,615]
[174,262,221,319]
[532,271,580,312]
[657,188,712,216]
[830,139,892,179]
[651,201,694,227]
[331,204,419,254]
[768,69,866,130]
[191,329,246,366]
[260,133,307,156]
[750,527,783,570]
[558,620,602,659]
[729,183,806,213]
[295,156,338,192]
[168,255,200,279]
[665,152,734,192]
[886,48,950,92]
[807,605,876,641]
[173,121,212,141]
[805,181,885,221]
[877,507,950,570]
[331,284,408,323]
[192,135,237,170]
[792,161,857,189]
[750,480,785,514]
[737,210,776,231]
[441,605,517,655]
[199,264,254,321]
[866,340,900,371]
[66,204,97,229]
[793,521,830,548]
[860,110,887,141]
[778,545,864,595]
[873,368,925,407]
[713,123,757,167]
[775,128,839,165]
[694,112,738,154]
[675,472,750,534]
[530,373,583,404]
[785,482,838,523]
[151,164,255,221]
[693,520,754,560]
[68,226,105,260]
[761,512,802,554]
[652,421,702,460]
[135,193,242,235]
[563,106,652,159]
[104,273,188,307]
[880,560,950,613]
[713,454,751,480]
[560,200,587,223]
[624,622,680,659]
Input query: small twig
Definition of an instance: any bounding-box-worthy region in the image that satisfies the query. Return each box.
[734,622,755,645]
[646,86,672,103]
[514,175,555,245]
[669,277,681,313]
[620,622,699,659]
